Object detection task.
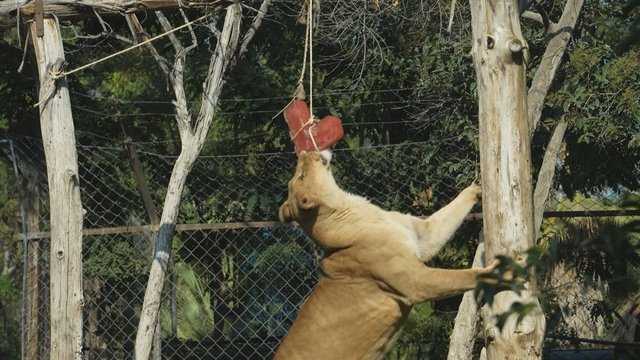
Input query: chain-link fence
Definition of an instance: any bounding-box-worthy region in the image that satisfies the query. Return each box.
[4,135,639,359]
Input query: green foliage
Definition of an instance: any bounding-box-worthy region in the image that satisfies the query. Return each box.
[0,160,18,238]
[388,303,456,360]
[493,301,540,333]
[84,236,149,278]
[541,2,640,194]
[0,160,20,358]
[160,262,215,340]
[534,194,640,339]
[0,31,38,137]
[476,252,535,307]
[544,195,640,299]
[0,275,18,304]
[0,275,20,360]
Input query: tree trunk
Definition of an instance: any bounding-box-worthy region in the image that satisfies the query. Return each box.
[450,0,584,355]
[447,237,485,360]
[31,18,84,360]
[469,0,545,358]
[126,140,165,356]
[135,151,197,359]
[134,5,244,359]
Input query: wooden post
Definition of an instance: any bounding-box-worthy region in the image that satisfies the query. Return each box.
[469,0,545,358]
[31,18,84,360]
[25,185,41,360]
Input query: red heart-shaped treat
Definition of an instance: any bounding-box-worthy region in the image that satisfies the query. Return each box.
[284,100,343,154]
[283,100,311,142]
[298,115,344,153]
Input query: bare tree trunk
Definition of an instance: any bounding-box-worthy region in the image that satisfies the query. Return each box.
[447,237,485,360]
[126,140,165,358]
[449,1,583,355]
[31,18,84,360]
[135,5,244,359]
[469,0,545,358]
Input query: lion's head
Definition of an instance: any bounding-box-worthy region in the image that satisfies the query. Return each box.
[279,150,335,224]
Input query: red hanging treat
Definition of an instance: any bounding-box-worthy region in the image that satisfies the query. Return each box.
[283,100,310,150]
[284,100,343,154]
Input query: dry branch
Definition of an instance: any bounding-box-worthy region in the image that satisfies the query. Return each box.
[527,0,584,134]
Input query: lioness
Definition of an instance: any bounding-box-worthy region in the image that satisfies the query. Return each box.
[275,150,495,360]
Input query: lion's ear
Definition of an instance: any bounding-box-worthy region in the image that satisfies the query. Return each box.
[296,191,318,210]
[279,202,293,223]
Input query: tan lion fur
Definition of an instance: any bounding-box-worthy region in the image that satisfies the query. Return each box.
[274,150,495,360]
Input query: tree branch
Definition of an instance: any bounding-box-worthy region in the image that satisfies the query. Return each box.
[195,3,241,138]
[237,0,271,61]
[533,118,568,236]
[534,0,551,31]
[154,11,192,136]
[527,0,584,135]
[155,10,184,54]
[521,10,543,25]
[129,13,170,76]
[447,0,457,33]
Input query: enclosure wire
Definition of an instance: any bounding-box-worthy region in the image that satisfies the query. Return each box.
[50,14,210,79]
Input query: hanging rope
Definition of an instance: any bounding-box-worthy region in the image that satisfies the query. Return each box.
[274,0,315,119]
[295,0,319,150]
[306,0,314,120]
[275,0,320,151]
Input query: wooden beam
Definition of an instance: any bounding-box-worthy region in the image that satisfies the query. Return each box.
[0,0,227,27]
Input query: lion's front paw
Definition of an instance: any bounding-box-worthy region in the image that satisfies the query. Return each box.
[480,257,526,289]
[464,181,482,203]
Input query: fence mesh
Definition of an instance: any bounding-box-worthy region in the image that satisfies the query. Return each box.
[4,135,639,359]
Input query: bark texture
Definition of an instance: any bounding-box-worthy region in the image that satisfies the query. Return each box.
[449,1,584,355]
[447,239,485,360]
[469,0,545,358]
[31,17,84,360]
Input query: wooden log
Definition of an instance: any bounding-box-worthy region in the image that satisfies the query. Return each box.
[0,0,226,26]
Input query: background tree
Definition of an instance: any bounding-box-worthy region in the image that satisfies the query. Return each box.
[133,3,271,359]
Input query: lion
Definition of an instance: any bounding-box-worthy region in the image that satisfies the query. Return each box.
[275,150,496,360]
